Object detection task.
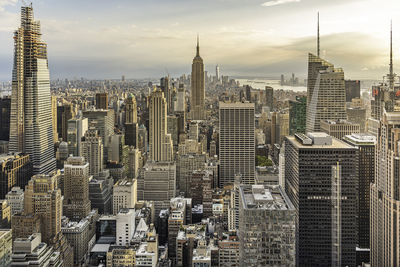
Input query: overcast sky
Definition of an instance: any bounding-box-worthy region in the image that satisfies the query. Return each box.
[0,0,399,80]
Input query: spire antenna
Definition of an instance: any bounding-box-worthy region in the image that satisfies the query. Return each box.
[317,12,320,57]
[389,20,394,90]
[196,34,200,56]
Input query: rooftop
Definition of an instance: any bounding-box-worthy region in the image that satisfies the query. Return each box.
[288,133,354,149]
[240,185,294,211]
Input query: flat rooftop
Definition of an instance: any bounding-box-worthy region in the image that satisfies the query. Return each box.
[287,135,354,149]
[240,185,293,211]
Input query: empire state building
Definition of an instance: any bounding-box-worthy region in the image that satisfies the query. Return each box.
[190,36,206,120]
[9,5,56,174]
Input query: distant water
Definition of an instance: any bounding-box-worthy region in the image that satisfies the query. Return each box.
[235,78,307,92]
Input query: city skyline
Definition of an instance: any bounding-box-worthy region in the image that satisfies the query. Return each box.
[0,0,399,80]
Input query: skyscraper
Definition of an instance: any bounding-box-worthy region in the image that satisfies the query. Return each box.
[343,133,375,261]
[370,112,400,267]
[215,65,220,81]
[9,5,56,174]
[0,97,11,141]
[124,94,138,147]
[289,96,306,135]
[190,36,206,120]
[305,16,346,132]
[219,102,255,186]
[148,88,173,162]
[63,156,91,220]
[96,93,108,110]
[285,133,358,266]
[81,128,104,176]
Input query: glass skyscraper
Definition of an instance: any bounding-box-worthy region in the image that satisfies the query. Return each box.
[9,5,56,174]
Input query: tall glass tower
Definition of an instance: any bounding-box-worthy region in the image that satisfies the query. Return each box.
[9,5,56,174]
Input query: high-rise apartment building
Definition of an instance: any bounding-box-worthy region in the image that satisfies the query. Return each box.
[370,112,400,267]
[0,152,32,199]
[63,156,91,220]
[9,6,56,174]
[285,133,358,266]
[81,128,104,176]
[190,37,206,120]
[305,54,347,132]
[148,89,173,162]
[239,185,296,266]
[219,102,255,186]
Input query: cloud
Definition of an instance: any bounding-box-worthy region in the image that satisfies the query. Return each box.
[0,0,17,11]
[261,0,300,7]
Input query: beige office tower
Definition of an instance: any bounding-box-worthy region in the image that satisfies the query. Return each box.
[138,162,176,214]
[63,156,91,220]
[371,112,400,266]
[125,93,137,124]
[190,36,206,120]
[9,6,56,174]
[51,96,58,143]
[148,89,173,162]
[81,129,104,176]
[112,179,137,215]
[24,171,61,243]
[23,170,74,266]
[306,54,346,132]
[219,102,255,186]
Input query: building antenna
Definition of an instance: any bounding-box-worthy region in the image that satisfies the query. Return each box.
[317,12,320,57]
[389,20,394,90]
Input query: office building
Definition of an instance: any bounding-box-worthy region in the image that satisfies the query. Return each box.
[239,185,295,266]
[285,133,358,266]
[58,103,76,142]
[0,230,12,266]
[0,97,10,141]
[176,153,206,196]
[23,170,74,265]
[6,186,24,215]
[89,170,113,214]
[51,96,58,143]
[289,96,306,135]
[112,179,137,215]
[0,200,11,228]
[306,54,347,132]
[9,6,56,174]
[67,114,88,156]
[116,209,135,246]
[265,86,273,111]
[127,147,140,179]
[138,162,176,213]
[343,133,375,259]
[96,93,108,110]
[82,108,114,160]
[148,89,173,161]
[370,112,400,266]
[63,156,91,220]
[11,213,41,241]
[0,152,32,199]
[345,80,361,102]
[11,233,62,266]
[219,102,255,186]
[320,119,361,140]
[81,129,104,176]
[190,37,206,120]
